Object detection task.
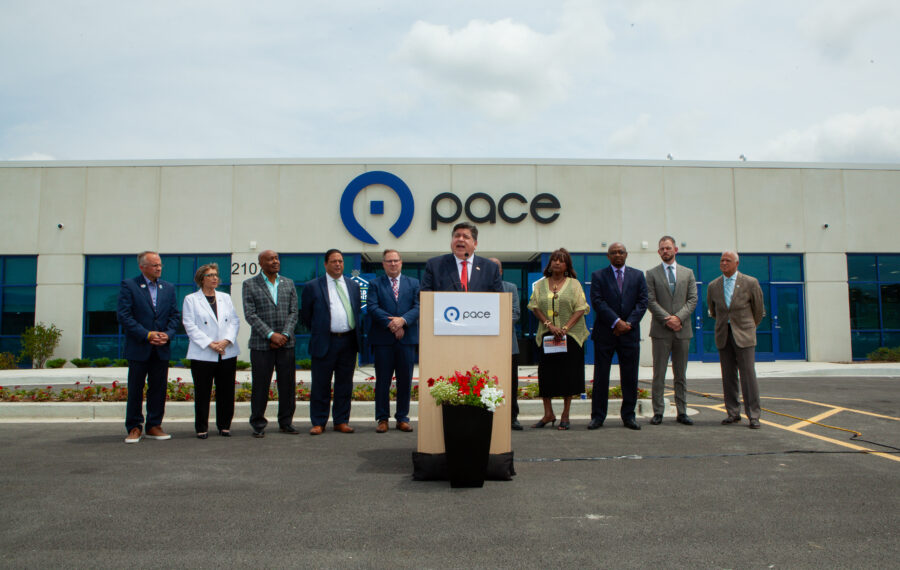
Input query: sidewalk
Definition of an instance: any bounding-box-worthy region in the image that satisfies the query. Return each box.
[1,361,897,423]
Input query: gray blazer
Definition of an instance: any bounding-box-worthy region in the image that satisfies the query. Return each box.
[501,280,520,355]
[241,273,298,351]
[707,272,765,349]
[646,263,698,340]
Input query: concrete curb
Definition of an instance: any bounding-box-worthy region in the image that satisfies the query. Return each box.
[0,398,690,423]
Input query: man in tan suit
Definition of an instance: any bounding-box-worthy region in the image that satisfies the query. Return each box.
[707,251,766,429]
[646,236,697,425]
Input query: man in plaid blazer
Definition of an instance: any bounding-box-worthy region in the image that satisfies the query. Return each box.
[242,250,299,437]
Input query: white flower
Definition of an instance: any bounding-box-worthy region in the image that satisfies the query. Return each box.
[479,386,504,412]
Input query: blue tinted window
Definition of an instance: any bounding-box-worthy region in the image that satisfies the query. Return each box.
[772,255,802,282]
[739,255,769,282]
[0,257,37,347]
[87,256,124,284]
[280,255,320,284]
[878,255,900,282]
[3,257,38,285]
[848,255,877,281]
[699,254,721,282]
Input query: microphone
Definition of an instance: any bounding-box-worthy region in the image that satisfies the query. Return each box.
[463,252,470,258]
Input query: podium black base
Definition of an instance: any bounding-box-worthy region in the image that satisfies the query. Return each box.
[412,451,516,482]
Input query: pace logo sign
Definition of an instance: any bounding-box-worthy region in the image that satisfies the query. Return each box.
[433,292,500,336]
[340,171,415,245]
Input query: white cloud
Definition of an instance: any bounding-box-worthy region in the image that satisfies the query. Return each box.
[8,152,56,161]
[607,114,652,153]
[760,107,900,162]
[396,1,612,121]
[798,0,897,60]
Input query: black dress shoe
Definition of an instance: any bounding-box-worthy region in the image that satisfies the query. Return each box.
[650,414,663,425]
[749,418,761,429]
[218,430,231,437]
[721,416,742,425]
[511,419,523,431]
[623,419,641,430]
[676,414,694,425]
[196,432,208,439]
[587,418,604,430]
[279,425,300,434]
[252,427,265,438]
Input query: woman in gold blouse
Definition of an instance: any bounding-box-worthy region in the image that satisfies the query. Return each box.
[527,248,590,430]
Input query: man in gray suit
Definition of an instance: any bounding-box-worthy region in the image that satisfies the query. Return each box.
[489,258,522,430]
[707,251,765,429]
[645,236,697,426]
[242,250,299,437]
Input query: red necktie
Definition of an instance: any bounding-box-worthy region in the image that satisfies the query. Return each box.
[461,260,468,292]
[392,277,399,300]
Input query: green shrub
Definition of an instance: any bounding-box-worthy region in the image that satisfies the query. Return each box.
[46,358,67,369]
[867,346,900,362]
[0,352,19,370]
[296,359,312,370]
[180,358,191,368]
[92,357,113,367]
[114,359,128,367]
[70,358,92,368]
[236,360,251,370]
[19,322,63,369]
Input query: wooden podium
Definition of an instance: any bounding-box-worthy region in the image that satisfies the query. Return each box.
[416,292,512,456]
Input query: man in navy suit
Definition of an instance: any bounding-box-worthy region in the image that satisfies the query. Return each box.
[117,251,181,444]
[588,242,649,431]
[300,249,362,435]
[420,222,503,293]
[367,249,420,433]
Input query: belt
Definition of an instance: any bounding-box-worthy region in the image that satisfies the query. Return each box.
[330,330,354,337]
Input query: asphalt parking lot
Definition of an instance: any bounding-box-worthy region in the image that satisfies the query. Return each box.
[1,375,898,569]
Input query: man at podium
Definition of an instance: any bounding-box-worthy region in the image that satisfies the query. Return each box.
[420,222,503,293]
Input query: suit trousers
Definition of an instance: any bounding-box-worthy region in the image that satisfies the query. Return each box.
[249,347,297,430]
[651,336,690,416]
[310,334,357,427]
[191,356,237,433]
[592,339,640,423]
[718,325,761,420]
[373,343,414,422]
[511,354,519,421]
[125,349,168,432]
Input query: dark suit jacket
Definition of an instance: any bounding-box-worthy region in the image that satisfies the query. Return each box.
[707,272,765,349]
[367,274,420,346]
[241,273,298,351]
[590,265,649,347]
[420,254,503,292]
[116,275,180,361]
[300,275,362,359]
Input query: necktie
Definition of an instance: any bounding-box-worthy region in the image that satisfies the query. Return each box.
[667,265,676,295]
[724,277,734,308]
[391,277,399,301]
[616,268,623,292]
[148,280,158,309]
[334,278,355,329]
[461,260,468,292]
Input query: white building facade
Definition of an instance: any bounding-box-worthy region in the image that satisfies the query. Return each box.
[1,158,898,366]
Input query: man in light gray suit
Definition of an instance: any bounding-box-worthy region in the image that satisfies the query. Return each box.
[242,250,299,438]
[489,258,522,430]
[707,251,766,429]
[645,236,697,425]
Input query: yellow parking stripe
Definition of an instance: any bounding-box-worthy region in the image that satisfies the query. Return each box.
[786,407,844,431]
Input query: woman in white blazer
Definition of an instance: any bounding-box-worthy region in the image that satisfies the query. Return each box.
[183,263,240,438]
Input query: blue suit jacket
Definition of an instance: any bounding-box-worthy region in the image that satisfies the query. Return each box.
[420,254,503,293]
[300,275,362,359]
[116,275,181,361]
[366,274,420,346]
[590,266,648,347]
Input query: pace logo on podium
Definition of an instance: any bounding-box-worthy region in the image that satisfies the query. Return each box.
[433,293,499,336]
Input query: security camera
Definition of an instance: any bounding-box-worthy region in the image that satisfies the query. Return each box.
[57,223,64,229]
[823,223,829,229]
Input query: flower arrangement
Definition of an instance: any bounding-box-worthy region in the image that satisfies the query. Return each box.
[427,366,505,412]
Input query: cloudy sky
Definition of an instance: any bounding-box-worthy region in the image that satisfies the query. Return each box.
[2,0,899,163]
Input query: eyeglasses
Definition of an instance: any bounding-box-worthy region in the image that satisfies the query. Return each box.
[384,260,401,264]
[204,273,219,278]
